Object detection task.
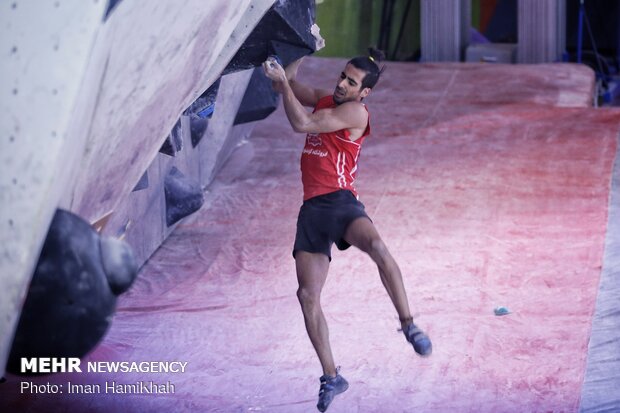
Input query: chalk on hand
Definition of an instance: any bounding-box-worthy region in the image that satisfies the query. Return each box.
[268,55,282,68]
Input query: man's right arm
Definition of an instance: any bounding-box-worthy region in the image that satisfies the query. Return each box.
[285,58,331,107]
[263,58,367,136]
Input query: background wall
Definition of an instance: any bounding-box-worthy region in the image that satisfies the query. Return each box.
[315,0,421,60]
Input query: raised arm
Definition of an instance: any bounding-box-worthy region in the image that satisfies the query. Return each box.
[263,58,367,137]
[284,57,331,108]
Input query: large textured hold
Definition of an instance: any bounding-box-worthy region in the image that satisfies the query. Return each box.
[164,167,205,227]
[234,67,280,125]
[223,0,316,74]
[7,210,137,374]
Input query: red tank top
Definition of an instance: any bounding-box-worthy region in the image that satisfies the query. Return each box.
[300,95,370,201]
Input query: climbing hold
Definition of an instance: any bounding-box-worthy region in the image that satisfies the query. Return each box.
[184,78,221,147]
[132,170,149,192]
[223,0,317,74]
[494,306,511,316]
[234,67,280,125]
[7,209,137,374]
[159,119,183,156]
[164,167,205,227]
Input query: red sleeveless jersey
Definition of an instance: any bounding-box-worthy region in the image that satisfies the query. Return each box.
[300,95,370,201]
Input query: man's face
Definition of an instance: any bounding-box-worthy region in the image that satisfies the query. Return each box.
[333,63,371,104]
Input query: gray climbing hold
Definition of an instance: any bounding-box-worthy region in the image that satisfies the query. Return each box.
[164,167,204,227]
[100,236,138,295]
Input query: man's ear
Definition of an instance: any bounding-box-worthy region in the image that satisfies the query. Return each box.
[360,87,371,99]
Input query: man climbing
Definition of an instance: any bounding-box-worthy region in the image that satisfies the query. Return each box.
[263,49,432,412]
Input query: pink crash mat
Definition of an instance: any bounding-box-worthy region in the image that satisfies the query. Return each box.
[2,58,619,413]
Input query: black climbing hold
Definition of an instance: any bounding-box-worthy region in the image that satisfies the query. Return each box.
[164,167,204,227]
[7,209,137,374]
[159,119,183,156]
[269,39,314,68]
[234,67,280,125]
[223,0,317,75]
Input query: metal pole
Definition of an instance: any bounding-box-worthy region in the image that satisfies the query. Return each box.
[577,0,584,63]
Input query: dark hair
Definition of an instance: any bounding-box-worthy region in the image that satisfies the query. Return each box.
[348,47,386,89]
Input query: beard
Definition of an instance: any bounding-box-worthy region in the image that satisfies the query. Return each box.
[333,88,346,104]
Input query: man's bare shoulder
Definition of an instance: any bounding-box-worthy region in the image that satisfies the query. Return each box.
[339,100,366,109]
[335,101,368,117]
[330,101,368,131]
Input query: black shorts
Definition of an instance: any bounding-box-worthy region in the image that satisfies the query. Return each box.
[293,190,370,260]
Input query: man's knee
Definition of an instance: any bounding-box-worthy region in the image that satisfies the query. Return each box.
[297,286,320,309]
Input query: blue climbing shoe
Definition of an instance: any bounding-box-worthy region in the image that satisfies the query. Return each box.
[316,372,349,412]
[403,322,432,356]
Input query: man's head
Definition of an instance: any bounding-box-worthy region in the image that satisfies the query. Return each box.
[333,48,385,105]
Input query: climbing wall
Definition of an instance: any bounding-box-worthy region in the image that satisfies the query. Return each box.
[0,0,108,378]
[0,0,320,377]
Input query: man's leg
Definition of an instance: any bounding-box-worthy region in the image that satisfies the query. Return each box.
[295,251,337,376]
[343,217,432,356]
[296,251,349,412]
[343,217,412,327]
